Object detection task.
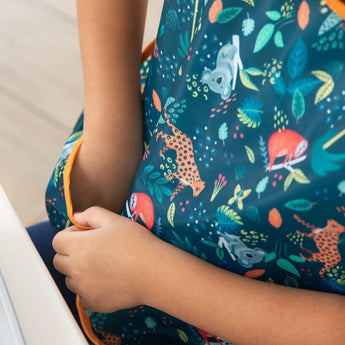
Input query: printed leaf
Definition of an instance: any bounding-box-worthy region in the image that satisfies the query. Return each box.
[291,88,306,122]
[160,185,172,197]
[216,7,243,23]
[216,246,225,260]
[215,205,243,233]
[274,30,284,48]
[266,11,281,21]
[318,12,342,36]
[245,269,265,279]
[241,0,254,6]
[237,95,263,128]
[167,202,175,227]
[209,0,223,23]
[154,184,163,203]
[245,145,255,163]
[149,172,161,180]
[285,276,299,288]
[218,122,228,145]
[255,176,269,199]
[268,208,282,228]
[284,172,294,191]
[314,81,334,105]
[239,70,259,91]
[143,165,154,173]
[147,180,154,196]
[338,180,345,196]
[276,258,300,277]
[284,199,315,211]
[242,17,255,36]
[264,251,277,263]
[287,37,308,79]
[293,169,310,184]
[311,70,333,83]
[298,1,310,30]
[254,23,275,53]
[272,76,287,96]
[202,240,219,248]
[288,78,321,97]
[289,255,306,263]
[152,90,162,112]
[245,67,263,76]
[177,329,188,343]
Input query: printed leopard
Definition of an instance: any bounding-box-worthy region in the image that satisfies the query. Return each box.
[294,215,345,279]
[156,110,205,201]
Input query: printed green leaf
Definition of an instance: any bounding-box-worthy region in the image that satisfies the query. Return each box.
[201,240,220,248]
[264,252,277,263]
[274,30,284,48]
[256,176,269,199]
[284,172,294,192]
[284,276,299,288]
[338,180,345,197]
[276,258,300,277]
[289,255,306,263]
[154,184,163,203]
[292,88,306,122]
[254,23,275,53]
[149,172,161,180]
[143,165,154,173]
[287,37,308,79]
[293,169,310,184]
[216,246,225,260]
[239,70,259,91]
[242,17,255,36]
[284,199,315,211]
[218,122,228,145]
[265,10,282,21]
[216,7,243,23]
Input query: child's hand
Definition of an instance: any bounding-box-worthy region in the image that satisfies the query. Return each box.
[52,207,157,313]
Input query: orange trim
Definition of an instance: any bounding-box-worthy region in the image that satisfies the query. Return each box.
[325,0,345,19]
[76,296,106,345]
[63,136,91,230]
[141,39,156,63]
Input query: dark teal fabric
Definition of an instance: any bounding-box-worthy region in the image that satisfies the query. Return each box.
[46,1,345,344]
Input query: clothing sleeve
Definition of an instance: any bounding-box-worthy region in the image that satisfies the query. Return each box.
[45,113,89,233]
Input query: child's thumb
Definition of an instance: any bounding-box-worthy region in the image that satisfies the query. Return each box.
[72,207,101,230]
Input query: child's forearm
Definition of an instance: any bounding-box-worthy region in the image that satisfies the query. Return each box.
[70,0,148,213]
[145,238,345,345]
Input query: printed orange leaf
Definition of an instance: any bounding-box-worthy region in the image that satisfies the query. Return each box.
[298,1,310,30]
[152,89,162,112]
[209,0,223,23]
[245,269,265,279]
[268,208,282,228]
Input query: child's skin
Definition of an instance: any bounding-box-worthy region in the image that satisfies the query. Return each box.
[53,1,345,344]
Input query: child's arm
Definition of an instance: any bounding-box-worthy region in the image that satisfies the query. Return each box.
[53,207,345,345]
[70,0,148,213]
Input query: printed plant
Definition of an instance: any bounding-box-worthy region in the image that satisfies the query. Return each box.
[141,165,172,203]
[237,96,264,128]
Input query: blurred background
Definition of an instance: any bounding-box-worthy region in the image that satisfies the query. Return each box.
[0,0,163,226]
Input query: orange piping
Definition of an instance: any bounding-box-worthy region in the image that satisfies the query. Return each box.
[325,0,345,19]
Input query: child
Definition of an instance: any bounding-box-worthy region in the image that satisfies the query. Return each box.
[46,1,345,344]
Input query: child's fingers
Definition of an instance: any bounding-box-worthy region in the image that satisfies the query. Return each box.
[73,206,110,229]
